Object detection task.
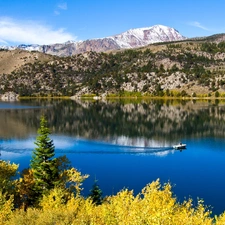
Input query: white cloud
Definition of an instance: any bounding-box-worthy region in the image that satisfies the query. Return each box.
[0,17,76,45]
[55,2,67,15]
[54,10,60,15]
[188,21,210,31]
[58,2,67,10]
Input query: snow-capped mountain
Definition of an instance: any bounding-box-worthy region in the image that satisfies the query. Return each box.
[0,25,186,56]
[110,25,185,48]
[17,44,40,51]
[0,44,40,51]
[0,45,17,51]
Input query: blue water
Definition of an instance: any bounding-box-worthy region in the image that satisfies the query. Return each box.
[1,99,225,216]
[0,102,42,110]
[1,136,225,215]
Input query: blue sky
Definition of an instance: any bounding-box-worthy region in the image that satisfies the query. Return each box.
[0,0,225,45]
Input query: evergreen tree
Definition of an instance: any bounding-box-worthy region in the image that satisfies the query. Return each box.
[30,116,59,199]
[89,179,103,205]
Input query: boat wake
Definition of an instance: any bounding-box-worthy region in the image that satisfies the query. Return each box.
[0,137,175,156]
[64,141,174,155]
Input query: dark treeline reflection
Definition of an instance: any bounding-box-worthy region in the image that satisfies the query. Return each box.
[1,99,225,141]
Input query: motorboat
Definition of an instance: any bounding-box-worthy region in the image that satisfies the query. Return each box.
[173,143,186,150]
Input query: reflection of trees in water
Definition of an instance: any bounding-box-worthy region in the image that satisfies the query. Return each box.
[0,109,36,139]
[43,99,225,140]
[1,99,225,140]
[0,99,59,138]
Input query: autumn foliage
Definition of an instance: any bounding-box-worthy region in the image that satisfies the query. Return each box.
[1,160,225,224]
[1,176,225,225]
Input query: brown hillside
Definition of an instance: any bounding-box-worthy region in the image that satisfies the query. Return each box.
[0,49,52,74]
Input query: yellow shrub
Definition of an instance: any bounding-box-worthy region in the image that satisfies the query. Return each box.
[0,193,14,225]
[40,188,67,210]
[4,179,225,225]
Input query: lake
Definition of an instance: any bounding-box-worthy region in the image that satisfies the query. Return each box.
[1,98,225,215]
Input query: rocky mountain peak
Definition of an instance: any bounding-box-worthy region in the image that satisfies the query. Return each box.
[109,25,185,48]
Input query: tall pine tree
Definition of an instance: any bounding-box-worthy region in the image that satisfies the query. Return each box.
[30,116,59,199]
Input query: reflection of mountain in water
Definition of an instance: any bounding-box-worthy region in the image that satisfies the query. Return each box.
[1,99,225,141]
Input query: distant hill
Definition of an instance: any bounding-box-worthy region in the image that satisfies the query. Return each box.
[0,49,52,74]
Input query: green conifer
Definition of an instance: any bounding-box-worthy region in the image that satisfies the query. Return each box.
[89,179,103,205]
[30,116,59,199]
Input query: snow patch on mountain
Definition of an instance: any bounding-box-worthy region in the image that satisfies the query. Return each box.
[109,25,186,48]
[17,44,40,51]
[0,44,41,51]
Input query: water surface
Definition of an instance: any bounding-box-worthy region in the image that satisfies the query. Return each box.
[1,99,225,215]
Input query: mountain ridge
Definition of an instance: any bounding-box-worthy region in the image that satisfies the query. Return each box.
[0,25,186,56]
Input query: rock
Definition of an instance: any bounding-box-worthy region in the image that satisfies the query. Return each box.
[0,92,19,101]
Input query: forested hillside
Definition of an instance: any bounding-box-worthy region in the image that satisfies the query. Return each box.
[0,34,225,97]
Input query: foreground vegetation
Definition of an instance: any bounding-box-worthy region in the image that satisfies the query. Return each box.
[1,116,225,224]
[3,179,225,225]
